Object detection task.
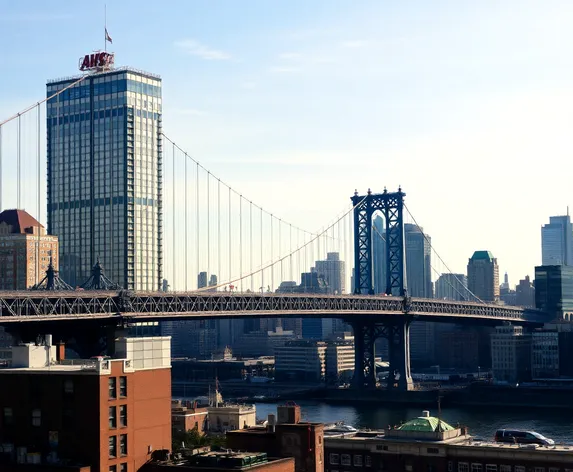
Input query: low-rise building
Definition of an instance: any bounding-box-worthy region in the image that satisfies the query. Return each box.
[207,403,257,432]
[275,340,327,382]
[172,400,209,434]
[490,325,531,383]
[325,335,354,384]
[0,336,172,472]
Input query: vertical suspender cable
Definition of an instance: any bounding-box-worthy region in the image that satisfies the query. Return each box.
[228,186,232,289]
[250,202,253,292]
[196,162,199,289]
[260,207,264,292]
[289,224,293,282]
[207,172,210,284]
[279,219,283,286]
[0,125,2,212]
[184,153,188,291]
[37,105,41,285]
[218,179,221,291]
[239,195,243,291]
[270,215,274,292]
[17,114,21,209]
[172,143,176,289]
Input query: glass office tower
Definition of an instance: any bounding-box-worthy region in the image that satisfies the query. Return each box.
[46,67,163,290]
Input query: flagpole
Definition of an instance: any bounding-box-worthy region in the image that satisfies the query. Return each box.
[104,4,107,53]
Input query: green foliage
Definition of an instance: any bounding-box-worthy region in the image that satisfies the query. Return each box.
[172,427,227,452]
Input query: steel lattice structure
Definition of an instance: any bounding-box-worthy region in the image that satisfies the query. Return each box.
[0,291,549,325]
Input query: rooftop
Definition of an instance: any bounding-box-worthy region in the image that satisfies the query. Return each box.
[471,250,495,261]
[398,414,454,433]
[47,65,161,85]
[0,209,43,234]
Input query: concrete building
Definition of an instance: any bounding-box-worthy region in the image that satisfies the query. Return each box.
[490,325,532,383]
[531,330,560,379]
[515,275,535,307]
[0,209,59,289]
[207,403,257,432]
[171,400,209,434]
[315,252,346,295]
[325,334,355,384]
[275,340,327,382]
[162,320,217,359]
[47,65,162,290]
[227,403,324,472]
[435,273,468,301]
[437,329,479,371]
[467,250,500,302]
[0,336,171,472]
[144,450,295,472]
[541,214,573,266]
[324,411,573,472]
[233,328,296,358]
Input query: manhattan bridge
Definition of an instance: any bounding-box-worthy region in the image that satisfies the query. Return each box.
[0,65,550,391]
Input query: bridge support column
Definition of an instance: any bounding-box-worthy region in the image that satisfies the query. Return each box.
[387,319,413,391]
[350,321,381,389]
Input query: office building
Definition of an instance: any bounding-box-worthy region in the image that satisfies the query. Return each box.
[435,273,468,301]
[163,320,217,359]
[0,336,171,472]
[499,272,517,306]
[372,215,386,294]
[437,329,479,370]
[490,325,531,383]
[274,340,327,382]
[325,334,355,384]
[531,330,560,379]
[515,275,535,307]
[467,250,500,302]
[47,65,162,290]
[232,327,295,358]
[227,403,324,472]
[541,214,573,266]
[0,209,59,289]
[315,252,346,295]
[535,265,573,319]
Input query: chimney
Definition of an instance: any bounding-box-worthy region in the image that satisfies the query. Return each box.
[57,342,65,361]
[267,414,276,433]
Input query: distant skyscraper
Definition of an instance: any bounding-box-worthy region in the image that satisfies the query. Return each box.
[198,271,208,289]
[315,252,346,294]
[372,215,386,294]
[467,251,500,302]
[404,224,432,298]
[435,273,468,301]
[515,275,535,308]
[47,66,163,290]
[541,215,573,266]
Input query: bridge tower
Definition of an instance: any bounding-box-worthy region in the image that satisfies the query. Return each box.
[350,188,413,391]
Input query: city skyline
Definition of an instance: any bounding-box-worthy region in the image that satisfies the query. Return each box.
[1,2,573,283]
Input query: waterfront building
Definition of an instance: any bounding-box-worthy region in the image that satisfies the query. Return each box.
[171,399,209,434]
[232,327,295,358]
[207,403,257,432]
[515,275,535,307]
[46,65,162,289]
[435,273,468,301]
[437,328,479,371]
[315,252,346,295]
[531,330,560,379]
[227,403,324,472]
[325,334,355,384]
[274,340,327,382]
[541,214,573,266]
[534,265,573,319]
[324,410,573,472]
[0,336,171,472]
[490,325,531,383]
[0,209,59,289]
[467,250,500,302]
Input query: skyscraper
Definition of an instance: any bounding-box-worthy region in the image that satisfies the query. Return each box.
[46,65,162,289]
[372,215,386,294]
[315,252,346,294]
[435,273,468,301]
[467,251,500,301]
[541,215,573,266]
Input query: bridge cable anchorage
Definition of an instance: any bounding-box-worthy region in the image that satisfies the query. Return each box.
[371,223,470,303]
[195,195,367,293]
[403,203,485,304]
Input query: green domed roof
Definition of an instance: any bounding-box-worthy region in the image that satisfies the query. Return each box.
[398,416,454,433]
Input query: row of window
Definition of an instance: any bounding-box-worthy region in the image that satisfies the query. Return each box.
[109,434,128,458]
[109,376,127,399]
[110,464,128,472]
[109,405,128,429]
[49,196,158,211]
[329,454,371,467]
[453,463,570,472]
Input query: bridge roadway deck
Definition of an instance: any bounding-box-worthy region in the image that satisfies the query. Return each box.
[0,291,547,325]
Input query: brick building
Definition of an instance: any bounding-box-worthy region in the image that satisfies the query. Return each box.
[0,209,59,289]
[0,336,172,472]
[171,400,209,434]
[227,403,324,472]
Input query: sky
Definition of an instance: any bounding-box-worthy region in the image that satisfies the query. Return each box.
[1,0,573,286]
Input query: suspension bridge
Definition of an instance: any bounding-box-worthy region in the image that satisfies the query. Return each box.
[0,64,552,390]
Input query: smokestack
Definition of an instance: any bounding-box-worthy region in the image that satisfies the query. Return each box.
[56,342,65,361]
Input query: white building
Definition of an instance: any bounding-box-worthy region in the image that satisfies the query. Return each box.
[207,404,257,432]
[275,340,327,382]
[326,335,355,384]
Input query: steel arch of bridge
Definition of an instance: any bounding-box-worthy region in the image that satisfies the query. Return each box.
[352,188,406,296]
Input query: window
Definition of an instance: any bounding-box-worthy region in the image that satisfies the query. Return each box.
[109,406,117,428]
[485,466,497,472]
[119,405,127,427]
[353,455,363,467]
[341,454,351,466]
[365,456,372,468]
[120,464,127,472]
[110,466,117,472]
[109,436,117,458]
[64,379,74,393]
[534,468,545,472]
[119,376,127,397]
[3,407,13,425]
[109,377,117,399]
[515,468,525,472]
[499,467,511,472]
[32,409,41,427]
[459,464,470,472]
[427,447,439,454]
[329,454,339,465]
[120,434,127,456]
[471,465,482,472]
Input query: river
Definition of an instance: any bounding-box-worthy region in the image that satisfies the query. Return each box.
[253,400,573,444]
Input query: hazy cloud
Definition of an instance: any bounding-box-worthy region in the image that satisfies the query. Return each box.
[278,52,302,60]
[174,39,231,60]
[340,40,370,48]
[269,66,301,74]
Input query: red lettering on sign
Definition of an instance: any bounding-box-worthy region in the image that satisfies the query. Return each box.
[79,51,114,71]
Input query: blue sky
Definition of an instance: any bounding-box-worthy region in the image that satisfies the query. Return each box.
[1,0,573,284]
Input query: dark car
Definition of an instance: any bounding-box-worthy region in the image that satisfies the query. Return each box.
[494,429,554,446]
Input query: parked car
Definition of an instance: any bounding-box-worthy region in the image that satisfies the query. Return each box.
[494,429,554,446]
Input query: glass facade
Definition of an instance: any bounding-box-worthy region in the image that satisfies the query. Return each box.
[46,68,163,290]
[534,265,573,316]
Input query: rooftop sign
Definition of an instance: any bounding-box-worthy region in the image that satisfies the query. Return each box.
[79,51,114,72]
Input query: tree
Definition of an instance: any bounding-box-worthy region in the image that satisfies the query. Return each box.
[172,427,227,452]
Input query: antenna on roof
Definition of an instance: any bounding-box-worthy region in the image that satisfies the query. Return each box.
[437,395,442,432]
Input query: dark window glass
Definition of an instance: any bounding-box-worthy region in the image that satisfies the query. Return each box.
[119,405,127,427]
[119,376,127,397]
[109,377,117,399]
[109,436,117,458]
[120,434,127,456]
[109,406,117,428]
